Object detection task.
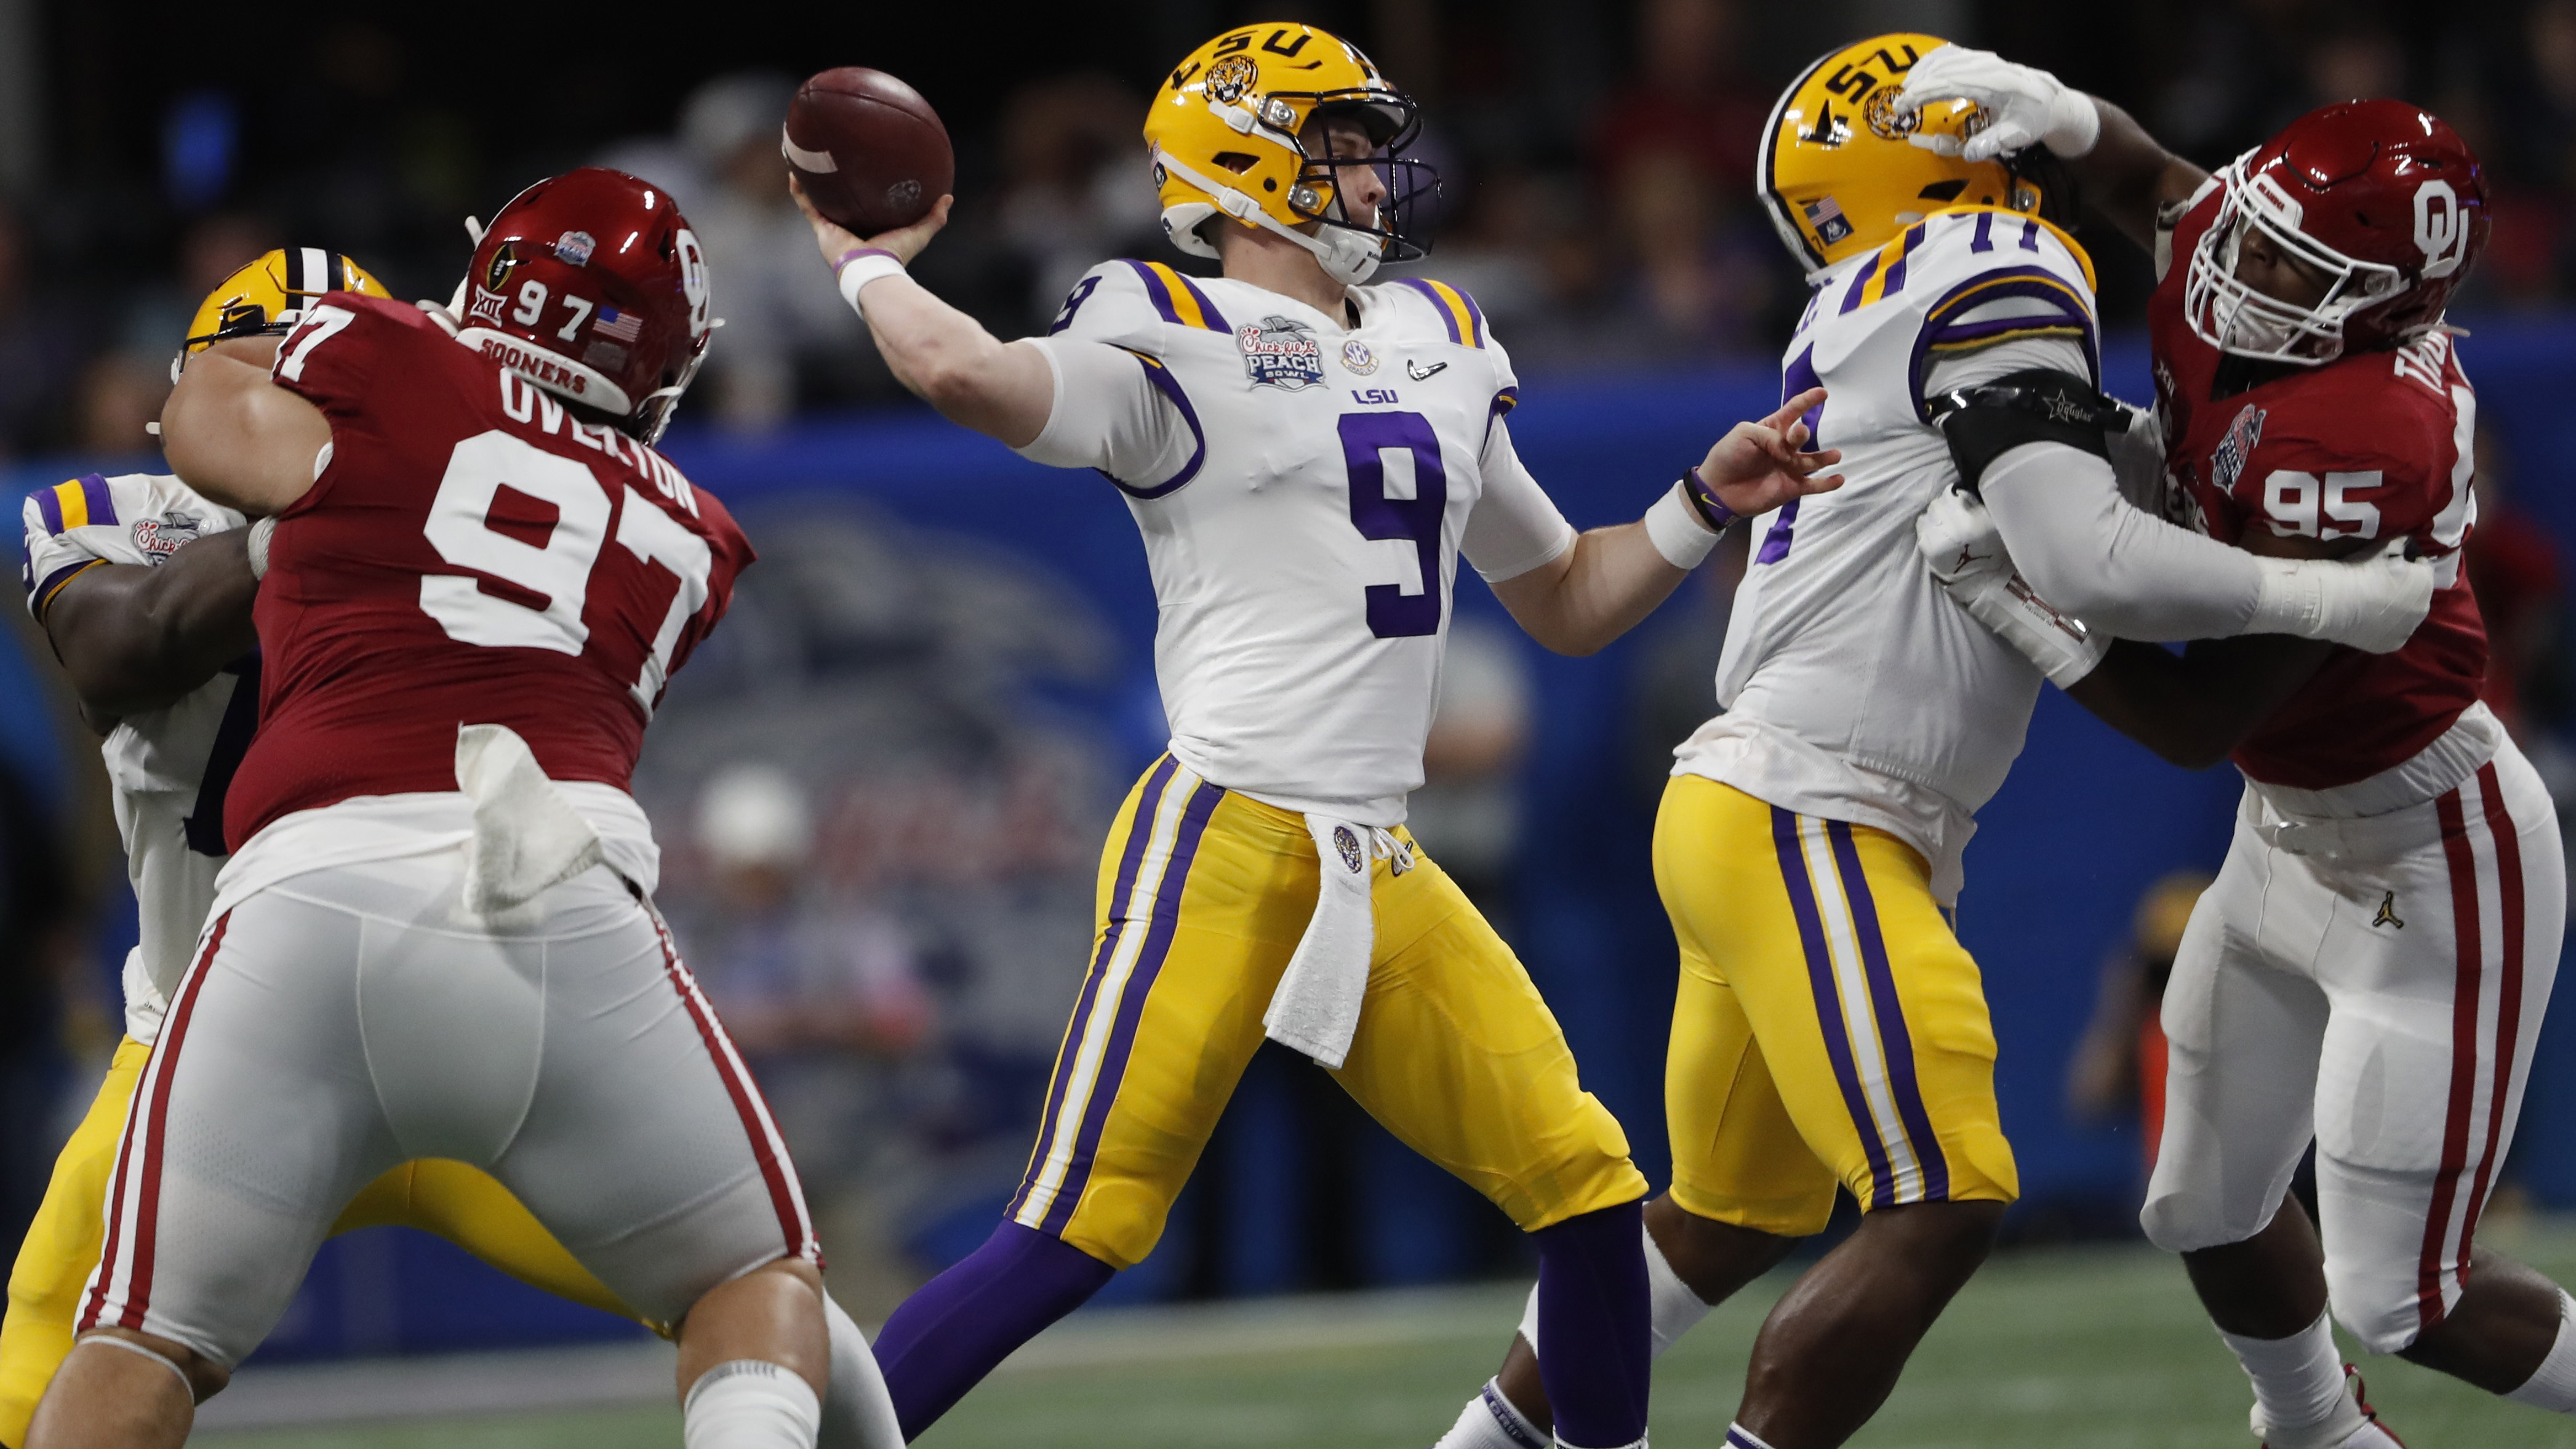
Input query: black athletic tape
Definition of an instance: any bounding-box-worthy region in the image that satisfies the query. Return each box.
[1925,368,2125,496]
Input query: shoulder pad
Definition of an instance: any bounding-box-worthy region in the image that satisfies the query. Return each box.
[1047,260,1232,351]
[1383,278,1492,350]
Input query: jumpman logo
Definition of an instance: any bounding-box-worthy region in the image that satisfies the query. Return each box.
[2371,890,2405,930]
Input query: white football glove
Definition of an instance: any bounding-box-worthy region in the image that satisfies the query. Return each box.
[2247,548,2438,655]
[1895,45,2101,163]
[1918,489,2110,688]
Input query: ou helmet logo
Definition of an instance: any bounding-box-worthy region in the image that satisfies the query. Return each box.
[2414,180,2470,278]
[676,228,713,337]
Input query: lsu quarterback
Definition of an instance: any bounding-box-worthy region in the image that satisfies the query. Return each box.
[1432,34,2442,1449]
[1,252,900,1449]
[1899,43,2576,1449]
[791,20,1844,1449]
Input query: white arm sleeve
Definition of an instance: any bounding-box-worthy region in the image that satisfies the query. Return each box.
[1012,337,1197,489]
[1462,419,1577,583]
[1979,441,2261,641]
[1923,333,2261,641]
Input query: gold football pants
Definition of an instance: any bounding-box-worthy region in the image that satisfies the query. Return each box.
[1657,776,2017,1238]
[1007,755,1646,1269]
[0,1037,644,1445]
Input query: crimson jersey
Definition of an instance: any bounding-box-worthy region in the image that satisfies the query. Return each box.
[2151,190,2485,790]
[226,294,753,849]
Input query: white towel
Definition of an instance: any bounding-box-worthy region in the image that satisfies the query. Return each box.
[454,723,606,915]
[1263,816,1412,1069]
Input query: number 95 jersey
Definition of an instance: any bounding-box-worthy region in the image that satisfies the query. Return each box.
[226,294,754,852]
[1015,262,1575,825]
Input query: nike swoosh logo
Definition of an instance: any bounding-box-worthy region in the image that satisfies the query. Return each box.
[1406,360,1447,380]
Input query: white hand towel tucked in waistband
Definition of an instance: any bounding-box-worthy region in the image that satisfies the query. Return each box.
[455,722,606,914]
[1263,815,1412,1069]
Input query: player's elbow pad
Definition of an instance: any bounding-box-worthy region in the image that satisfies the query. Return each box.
[1927,368,2125,495]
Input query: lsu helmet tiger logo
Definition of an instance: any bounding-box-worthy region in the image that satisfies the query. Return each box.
[174,247,387,382]
[1760,35,2065,272]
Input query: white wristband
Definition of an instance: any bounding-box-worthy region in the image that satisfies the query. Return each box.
[245,515,276,582]
[1644,480,1722,570]
[834,249,907,315]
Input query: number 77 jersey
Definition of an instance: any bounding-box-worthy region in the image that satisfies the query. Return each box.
[225,293,754,853]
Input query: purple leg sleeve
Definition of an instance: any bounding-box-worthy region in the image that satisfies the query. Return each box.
[876,1220,1117,1439]
[1534,1199,1651,1448]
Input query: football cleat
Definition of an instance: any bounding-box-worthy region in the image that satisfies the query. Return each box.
[2254,1366,2405,1449]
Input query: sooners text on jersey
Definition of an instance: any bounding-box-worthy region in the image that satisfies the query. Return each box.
[226,293,753,849]
[2151,190,2486,790]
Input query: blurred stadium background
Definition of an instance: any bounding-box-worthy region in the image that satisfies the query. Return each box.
[7,0,2576,1442]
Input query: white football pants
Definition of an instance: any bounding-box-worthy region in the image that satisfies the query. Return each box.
[2142,742,2564,1354]
[77,849,817,1367]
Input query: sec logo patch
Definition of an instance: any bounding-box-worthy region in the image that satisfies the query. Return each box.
[1340,339,1378,375]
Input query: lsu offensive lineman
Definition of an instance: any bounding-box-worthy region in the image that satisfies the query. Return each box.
[791,21,1842,1448]
[1,252,899,1449]
[1434,34,2442,1449]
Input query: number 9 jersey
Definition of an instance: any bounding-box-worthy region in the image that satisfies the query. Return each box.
[225,294,754,853]
[1015,261,1576,824]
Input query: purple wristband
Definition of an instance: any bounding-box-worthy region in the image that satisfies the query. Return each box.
[1684,466,1738,530]
[834,246,900,276]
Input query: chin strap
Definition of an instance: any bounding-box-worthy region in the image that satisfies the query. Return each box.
[1154,150,1383,285]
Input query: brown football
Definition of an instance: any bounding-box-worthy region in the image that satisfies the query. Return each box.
[783,68,954,236]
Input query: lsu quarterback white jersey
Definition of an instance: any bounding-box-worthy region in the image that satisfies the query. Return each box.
[1018,260,1575,824]
[1679,208,2099,899]
[21,472,249,1043]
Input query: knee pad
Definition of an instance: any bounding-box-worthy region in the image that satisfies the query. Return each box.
[2324,1258,2426,1357]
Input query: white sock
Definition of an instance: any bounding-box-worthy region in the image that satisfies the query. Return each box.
[684,1359,823,1449]
[817,1296,903,1449]
[2507,1290,2576,1412]
[1723,1424,1777,1449]
[2218,1311,2348,1435]
[1436,1378,1551,1449]
[1642,1222,1711,1359]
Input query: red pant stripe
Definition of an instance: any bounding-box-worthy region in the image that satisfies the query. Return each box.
[646,909,817,1262]
[2419,785,2488,1331]
[82,911,229,1333]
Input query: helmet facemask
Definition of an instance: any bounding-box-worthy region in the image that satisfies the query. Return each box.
[2185,165,2408,366]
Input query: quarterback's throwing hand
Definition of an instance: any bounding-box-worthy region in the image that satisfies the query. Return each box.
[790,174,952,268]
[1697,387,1846,519]
[1893,46,2100,163]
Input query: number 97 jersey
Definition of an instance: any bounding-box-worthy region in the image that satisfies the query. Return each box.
[225,294,754,852]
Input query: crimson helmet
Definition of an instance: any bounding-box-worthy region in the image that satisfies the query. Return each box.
[2186,98,2488,366]
[458,167,713,442]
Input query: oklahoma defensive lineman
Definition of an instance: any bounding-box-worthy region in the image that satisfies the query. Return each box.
[1906,52,2575,1449]
[6,251,899,1449]
[25,171,826,1449]
[795,22,1841,1449]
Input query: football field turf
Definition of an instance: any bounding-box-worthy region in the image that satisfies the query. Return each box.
[197,1218,2576,1448]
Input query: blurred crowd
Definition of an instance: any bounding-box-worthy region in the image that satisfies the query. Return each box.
[8,0,2576,458]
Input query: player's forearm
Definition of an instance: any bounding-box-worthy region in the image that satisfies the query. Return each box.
[2068,97,2209,255]
[849,276,1052,446]
[1492,523,1687,657]
[44,533,258,716]
[2063,635,2329,769]
[1980,444,2262,640]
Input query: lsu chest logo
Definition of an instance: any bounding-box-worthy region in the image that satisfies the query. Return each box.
[132,510,203,563]
[1238,315,1325,391]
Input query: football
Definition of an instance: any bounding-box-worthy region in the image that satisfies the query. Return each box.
[783,67,953,236]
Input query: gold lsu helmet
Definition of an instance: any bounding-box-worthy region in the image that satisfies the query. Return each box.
[1760,36,2055,273]
[1145,21,1438,284]
[174,247,387,381]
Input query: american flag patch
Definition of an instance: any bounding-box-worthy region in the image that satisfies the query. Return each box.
[595,306,643,342]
